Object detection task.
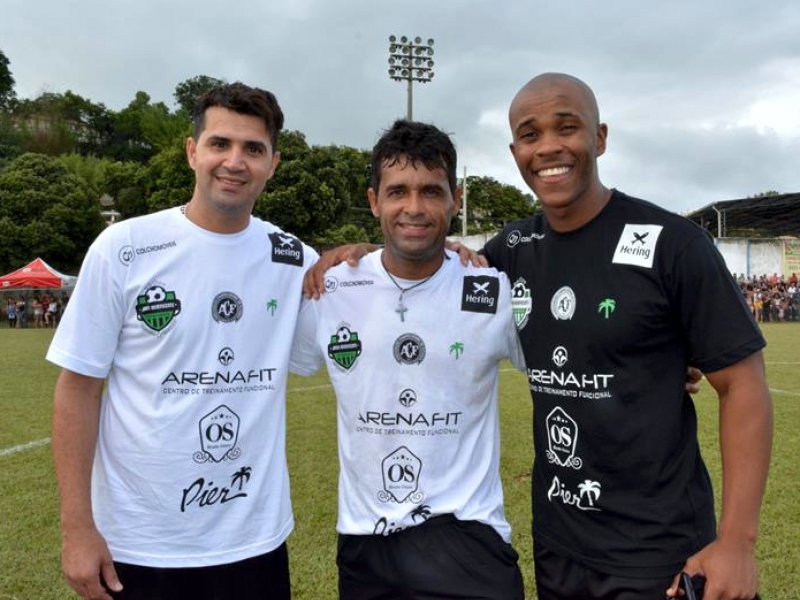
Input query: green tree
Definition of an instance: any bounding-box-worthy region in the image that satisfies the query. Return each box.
[0,49,16,110]
[0,153,106,272]
[314,223,370,249]
[59,154,150,220]
[59,153,107,191]
[11,91,108,156]
[10,89,186,162]
[257,138,372,243]
[275,129,311,160]
[103,160,151,219]
[258,144,366,243]
[101,91,187,162]
[0,49,19,162]
[144,137,194,212]
[461,176,534,233]
[331,147,376,242]
[272,130,382,241]
[138,100,189,151]
[0,216,19,272]
[0,113,23,167]
[173,75,227,115]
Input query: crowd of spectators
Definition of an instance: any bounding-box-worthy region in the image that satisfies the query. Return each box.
[4,293,69,328]
[736,272,800,322]
[4,276,797,328]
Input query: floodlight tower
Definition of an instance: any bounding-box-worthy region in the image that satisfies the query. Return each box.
[387,35,435,120]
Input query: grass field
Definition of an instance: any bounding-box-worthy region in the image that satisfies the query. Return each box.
[1,323,798,599]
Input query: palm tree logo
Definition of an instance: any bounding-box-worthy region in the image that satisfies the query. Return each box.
[231,466,252,491]
[597,298,616,319]
[577,480,601,507]
[266,299,278,315]
[410,504,431,523]
[449,342,464,359]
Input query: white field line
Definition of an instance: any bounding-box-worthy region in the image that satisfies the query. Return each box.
[769,388,800,397]
[0,437,50,458]
[288,383,333,393]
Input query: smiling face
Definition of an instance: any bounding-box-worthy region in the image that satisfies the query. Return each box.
[186,106,280,233]
[369,157,461,279]
[509,74,609,231]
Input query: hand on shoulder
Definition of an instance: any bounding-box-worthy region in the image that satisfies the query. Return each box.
[303,243,378,298]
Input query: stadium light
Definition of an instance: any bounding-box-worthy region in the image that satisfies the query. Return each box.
[388,35,435,120]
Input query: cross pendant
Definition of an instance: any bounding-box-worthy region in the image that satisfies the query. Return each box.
[396,300,408,322]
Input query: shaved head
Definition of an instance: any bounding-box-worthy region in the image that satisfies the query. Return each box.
[510,73,600,126]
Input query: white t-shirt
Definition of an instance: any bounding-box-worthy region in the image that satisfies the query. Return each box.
[291,249,524,542]
[47,207,318,567]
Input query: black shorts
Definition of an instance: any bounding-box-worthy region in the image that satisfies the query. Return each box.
[337,515,524,600]
[534,543,764,600]
[110,543,290,600]
[534,543,672,600]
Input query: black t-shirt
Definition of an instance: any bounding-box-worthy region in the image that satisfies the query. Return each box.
[484,190,765,577]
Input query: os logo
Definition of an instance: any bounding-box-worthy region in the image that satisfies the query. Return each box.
[545,407,582,469]
[378,446,423,504]
[194,405,241,463]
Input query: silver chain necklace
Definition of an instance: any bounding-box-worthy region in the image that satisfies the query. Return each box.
[381,253,442,322]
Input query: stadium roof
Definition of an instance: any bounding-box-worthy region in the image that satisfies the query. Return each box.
[686,192,800,238]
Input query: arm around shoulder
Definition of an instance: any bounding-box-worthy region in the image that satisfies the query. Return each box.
[303,243,378,299]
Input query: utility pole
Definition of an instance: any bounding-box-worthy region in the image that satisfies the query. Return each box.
[387,36,435,120]
[462,166,468,237]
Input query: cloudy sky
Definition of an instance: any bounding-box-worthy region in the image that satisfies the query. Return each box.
[3,0,800,214]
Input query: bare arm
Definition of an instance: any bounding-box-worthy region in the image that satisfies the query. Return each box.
[667,351,773,600]
[52,369,122,599]
[444,239,488,267]
[302,240,489,299]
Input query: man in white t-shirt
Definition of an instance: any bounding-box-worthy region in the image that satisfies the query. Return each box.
[47,83,317,600]
[290,120,526,600]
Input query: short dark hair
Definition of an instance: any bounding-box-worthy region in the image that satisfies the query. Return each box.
[370,120,458,195]
[192,82,284,148]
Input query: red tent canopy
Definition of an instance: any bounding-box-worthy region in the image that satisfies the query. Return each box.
[0,258,77,290]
